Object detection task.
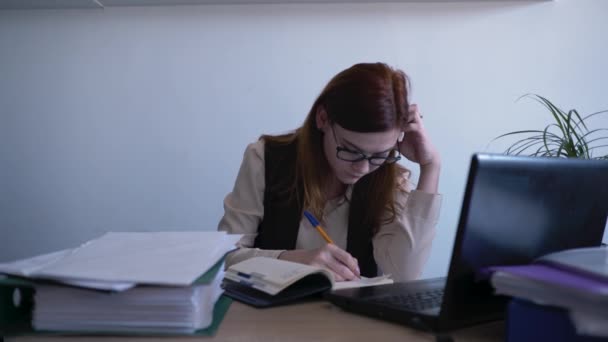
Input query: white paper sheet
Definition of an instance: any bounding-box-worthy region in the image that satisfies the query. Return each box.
[0,249,73,277]
[0,232,241,289]
[0,249,137,291]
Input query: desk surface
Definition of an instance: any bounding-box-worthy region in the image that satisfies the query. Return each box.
[8,300,505,341]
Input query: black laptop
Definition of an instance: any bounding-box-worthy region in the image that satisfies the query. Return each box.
[325,153,608,332]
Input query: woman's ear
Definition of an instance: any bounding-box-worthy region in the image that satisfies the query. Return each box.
[315,106,329,131]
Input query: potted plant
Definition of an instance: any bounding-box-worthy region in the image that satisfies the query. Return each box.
[493,94,608,159]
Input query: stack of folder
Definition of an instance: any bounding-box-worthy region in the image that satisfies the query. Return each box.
[0,231,241,336]
[486,246,608,341]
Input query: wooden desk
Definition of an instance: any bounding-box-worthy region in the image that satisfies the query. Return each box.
[7,301,505,341]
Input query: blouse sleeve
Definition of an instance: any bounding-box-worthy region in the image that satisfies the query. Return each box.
[372,172,442,282]
[217,140,286,267]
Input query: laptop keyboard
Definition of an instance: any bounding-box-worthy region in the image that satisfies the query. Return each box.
[368,288,444,311]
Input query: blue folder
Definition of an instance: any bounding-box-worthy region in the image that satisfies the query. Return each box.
[507,299,607,342]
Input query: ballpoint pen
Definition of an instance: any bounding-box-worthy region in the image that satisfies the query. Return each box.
[304,210,362,278]
[303,210,334,244]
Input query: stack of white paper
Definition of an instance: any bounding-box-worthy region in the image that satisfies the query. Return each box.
[0,231,241,334]
[33,267,225,333]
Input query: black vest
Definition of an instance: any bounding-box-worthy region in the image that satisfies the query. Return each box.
[253,138,378,277]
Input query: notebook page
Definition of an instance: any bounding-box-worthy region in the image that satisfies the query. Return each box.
[226,257,333,295]
[333,274,393,290]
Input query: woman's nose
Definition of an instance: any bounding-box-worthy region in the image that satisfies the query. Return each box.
[351,159,370,174]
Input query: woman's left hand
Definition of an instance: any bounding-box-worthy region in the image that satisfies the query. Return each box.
[398,104,440,168]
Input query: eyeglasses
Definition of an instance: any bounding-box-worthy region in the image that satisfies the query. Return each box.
[331,125,401,166]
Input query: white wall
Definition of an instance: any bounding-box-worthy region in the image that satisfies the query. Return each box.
[1,0,607,278]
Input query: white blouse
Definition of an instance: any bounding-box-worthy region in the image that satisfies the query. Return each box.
[218,140,442,281]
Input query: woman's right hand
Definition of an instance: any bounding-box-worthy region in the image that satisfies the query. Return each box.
[278,244,361,281]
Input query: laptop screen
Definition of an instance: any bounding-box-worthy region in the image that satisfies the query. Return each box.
[440,154,608,328]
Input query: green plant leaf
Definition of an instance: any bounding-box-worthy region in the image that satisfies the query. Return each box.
[533,95,569,137]
[543,124,562,156]
[507,137,542,155]
[511,139,546,155]
[565,109,590,157]
[580,128,608,138]
[582,109,608,121]
[588,143,608,150]
[492,94,606,159]
[588,144,608,159]
[504,132,562,155]
[586,136,608,146]
[491,130,545,142]
[569,109,589,132]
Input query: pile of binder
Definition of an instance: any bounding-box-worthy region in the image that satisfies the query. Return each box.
[486,246,608,340]
[0,231,241,336]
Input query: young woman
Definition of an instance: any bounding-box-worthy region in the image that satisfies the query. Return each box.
[218,63,441,282]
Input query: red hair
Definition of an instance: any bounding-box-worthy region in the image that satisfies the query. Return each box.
[263,63,411,233]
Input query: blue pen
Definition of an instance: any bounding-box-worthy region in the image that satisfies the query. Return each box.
[303,210,334,244]
[304,210,361,278]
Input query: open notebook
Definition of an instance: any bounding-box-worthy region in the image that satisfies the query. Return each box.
[222,257,392,307]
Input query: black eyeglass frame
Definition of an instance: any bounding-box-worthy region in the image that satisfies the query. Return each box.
[330,125,402,166]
